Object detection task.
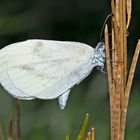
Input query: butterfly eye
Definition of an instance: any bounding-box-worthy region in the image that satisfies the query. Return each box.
[96,42,105,51]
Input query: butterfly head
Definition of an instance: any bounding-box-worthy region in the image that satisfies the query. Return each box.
[92,41,105,71]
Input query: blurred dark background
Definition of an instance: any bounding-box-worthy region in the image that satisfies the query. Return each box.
[0,0,140,140]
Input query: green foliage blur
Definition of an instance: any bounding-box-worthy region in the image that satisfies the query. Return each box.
[0,0,140,140]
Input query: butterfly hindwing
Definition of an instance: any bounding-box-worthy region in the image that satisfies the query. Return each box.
[0,42,34,99]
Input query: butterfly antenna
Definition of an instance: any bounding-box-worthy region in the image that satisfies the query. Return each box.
[100,14,112,42]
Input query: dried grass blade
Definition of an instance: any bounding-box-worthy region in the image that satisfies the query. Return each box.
[105,24,115,140]
[90,128,94,140]
[126,0,132,29]
[8,116,13,140]
[120,40,140,140]
[125,40,140,105]
[16,100,21,140]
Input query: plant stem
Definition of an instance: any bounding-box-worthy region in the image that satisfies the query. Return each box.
[105,1,140,140]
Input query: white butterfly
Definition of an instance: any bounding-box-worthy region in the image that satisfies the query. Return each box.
[0,39,105,109]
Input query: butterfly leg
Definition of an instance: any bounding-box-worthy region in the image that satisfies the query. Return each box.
[58,89,70,110]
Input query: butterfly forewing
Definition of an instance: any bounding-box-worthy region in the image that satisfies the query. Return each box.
[2,40,95,99]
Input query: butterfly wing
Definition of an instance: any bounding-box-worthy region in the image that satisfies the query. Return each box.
[0,39,95,99]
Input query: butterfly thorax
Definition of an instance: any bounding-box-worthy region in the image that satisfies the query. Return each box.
[92,42,105,71]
